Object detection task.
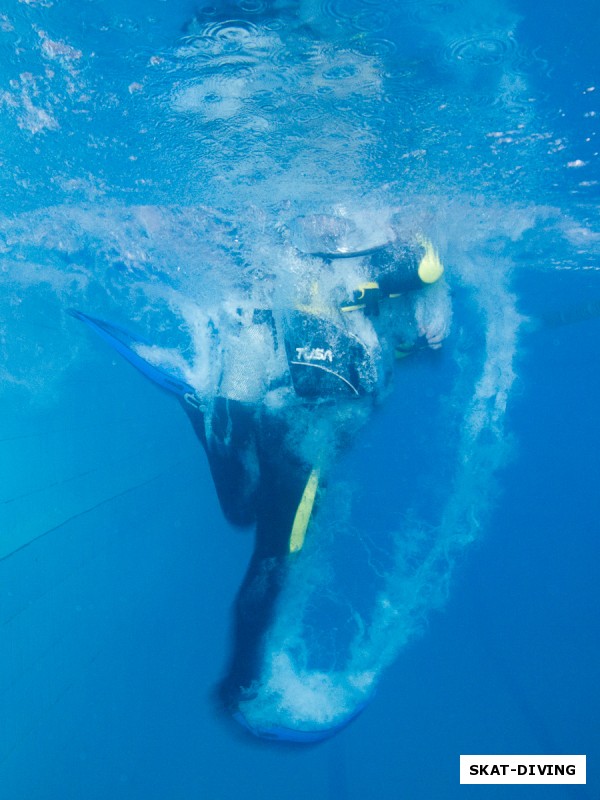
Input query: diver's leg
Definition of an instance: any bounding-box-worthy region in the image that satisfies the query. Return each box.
[180,398,259,527]
[219,412,317,712]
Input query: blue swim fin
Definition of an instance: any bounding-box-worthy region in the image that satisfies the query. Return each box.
[232,702,366,744]
[68,309,196,399]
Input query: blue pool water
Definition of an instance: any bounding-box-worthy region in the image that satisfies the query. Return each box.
[0,0,598,797]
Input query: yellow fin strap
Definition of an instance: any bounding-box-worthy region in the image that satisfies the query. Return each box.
[417,238,444,284]
[289,468,320,553]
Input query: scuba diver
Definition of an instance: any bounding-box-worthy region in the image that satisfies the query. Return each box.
[70,212,451,742]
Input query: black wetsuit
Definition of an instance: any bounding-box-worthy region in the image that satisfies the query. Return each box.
[180,240,442,716]
[182,397,315,711]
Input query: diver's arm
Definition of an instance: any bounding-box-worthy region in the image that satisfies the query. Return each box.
[382,237,450,350]
[341,237,445,317]
[376,236,444,297]
[413,278,453,350]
